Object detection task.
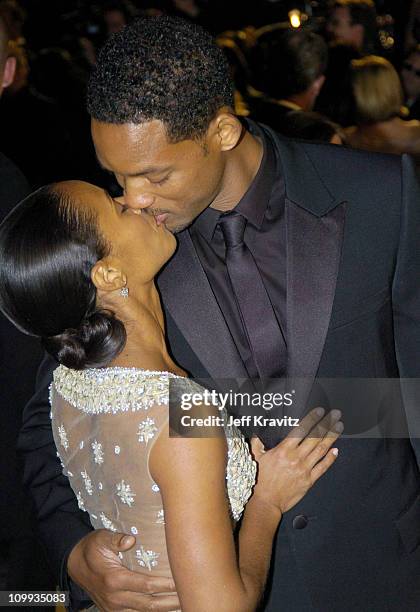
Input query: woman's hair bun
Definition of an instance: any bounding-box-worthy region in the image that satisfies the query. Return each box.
[42,310,127,370]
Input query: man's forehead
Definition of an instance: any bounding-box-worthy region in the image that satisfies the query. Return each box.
[92,118,168,147]
[91,118,176,171]
[332,6,351,21]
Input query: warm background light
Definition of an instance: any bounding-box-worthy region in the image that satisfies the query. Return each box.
[288,9,301,29]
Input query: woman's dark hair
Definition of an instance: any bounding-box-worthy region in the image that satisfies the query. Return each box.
[0,185,126,369]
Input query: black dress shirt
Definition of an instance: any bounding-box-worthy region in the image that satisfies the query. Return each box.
[190,123,287,378]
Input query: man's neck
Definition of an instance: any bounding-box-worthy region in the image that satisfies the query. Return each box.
[210,128,263,213]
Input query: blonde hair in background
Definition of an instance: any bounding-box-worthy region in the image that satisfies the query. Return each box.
[351,55,404,124]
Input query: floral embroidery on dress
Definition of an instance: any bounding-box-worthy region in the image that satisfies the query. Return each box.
[58,424,69,450]
[100,512,117,532]
[76,492,86,512]
[52,366,175,414]
[137,417,158,445]
[92,440,104,464]
[136,546,160,571]
[50,367,257,580]
[56,451,65,470]
[116,480,136,506]
[81,470,93,495]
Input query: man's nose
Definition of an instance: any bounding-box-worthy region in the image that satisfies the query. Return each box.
[123,190,155,210]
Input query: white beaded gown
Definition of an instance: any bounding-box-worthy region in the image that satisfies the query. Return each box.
[49,365,257,586]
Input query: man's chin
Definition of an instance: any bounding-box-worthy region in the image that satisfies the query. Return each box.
[169,220,193,234]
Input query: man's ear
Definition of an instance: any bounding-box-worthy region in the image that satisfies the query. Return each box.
[312,74,326,97]
[91,257,127,293]
[2,56,16,89]
[210,111,243,152]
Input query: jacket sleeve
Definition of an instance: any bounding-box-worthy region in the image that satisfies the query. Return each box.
[17,353,93,610]
[392,155,420,466]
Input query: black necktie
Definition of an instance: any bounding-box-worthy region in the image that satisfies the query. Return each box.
[218,212,286,378]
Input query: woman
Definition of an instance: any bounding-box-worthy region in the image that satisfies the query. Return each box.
[345,55,420,162]
[0,181,342,611]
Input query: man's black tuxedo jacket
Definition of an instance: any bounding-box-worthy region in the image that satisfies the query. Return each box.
[18,127,420,611]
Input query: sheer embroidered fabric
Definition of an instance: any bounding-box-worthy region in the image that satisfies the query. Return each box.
[50,365,256,580]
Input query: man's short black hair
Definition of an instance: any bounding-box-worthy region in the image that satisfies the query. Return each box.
[87,15,234,142]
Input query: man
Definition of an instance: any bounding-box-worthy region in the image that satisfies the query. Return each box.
[249,29,328,133]
[19,16,420,612]
[401,44,420,120]
[326,0,378,55]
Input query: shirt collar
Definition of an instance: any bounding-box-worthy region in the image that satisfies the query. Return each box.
[192,122,277,241]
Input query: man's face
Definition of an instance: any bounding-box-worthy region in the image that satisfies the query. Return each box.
[326,7,363,50]
[401,52,420,100]
[91,119,227,233]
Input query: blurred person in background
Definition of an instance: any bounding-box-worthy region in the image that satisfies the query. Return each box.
[345,55,420,162]
[0,0,24,41]
[315,41,361,127]
[401,44,420,120]
[0,4,25,210]
[0,8,52,598]
[405,0,420,53]
[326,0,378,55]
[249,28,328,133]
[102,0,138,36]
[277,110,345,144]
[0,9,75,188]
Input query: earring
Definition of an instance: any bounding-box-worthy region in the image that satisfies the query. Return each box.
[120,286,129,298]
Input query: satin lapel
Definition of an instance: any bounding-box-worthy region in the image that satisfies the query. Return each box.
[157,231,248,379]
[286,197,347,379]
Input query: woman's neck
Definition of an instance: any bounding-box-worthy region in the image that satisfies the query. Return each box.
[102,282,185,376]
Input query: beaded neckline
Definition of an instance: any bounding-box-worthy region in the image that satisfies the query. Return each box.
[51,365,183,415]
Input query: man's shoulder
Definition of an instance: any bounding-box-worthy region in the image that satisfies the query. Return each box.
[280,134,401,174]
[272,133,403,200]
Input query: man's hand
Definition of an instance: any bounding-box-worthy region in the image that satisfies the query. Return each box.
[68,530,180,611]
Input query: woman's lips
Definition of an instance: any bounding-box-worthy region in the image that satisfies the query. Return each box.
[155,213,169,226]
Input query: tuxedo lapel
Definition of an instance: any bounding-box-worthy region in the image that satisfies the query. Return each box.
[258,124,348,379]
[157,231,248,379]
[285,198,346,378]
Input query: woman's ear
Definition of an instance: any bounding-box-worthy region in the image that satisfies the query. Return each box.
[91,257,127,293]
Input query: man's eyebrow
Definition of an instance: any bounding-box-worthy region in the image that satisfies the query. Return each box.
[96,158,172,177]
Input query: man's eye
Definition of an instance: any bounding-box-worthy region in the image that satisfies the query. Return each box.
[152,175,170,186]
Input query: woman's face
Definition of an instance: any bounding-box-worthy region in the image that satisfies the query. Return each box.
[58,181,177,285]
